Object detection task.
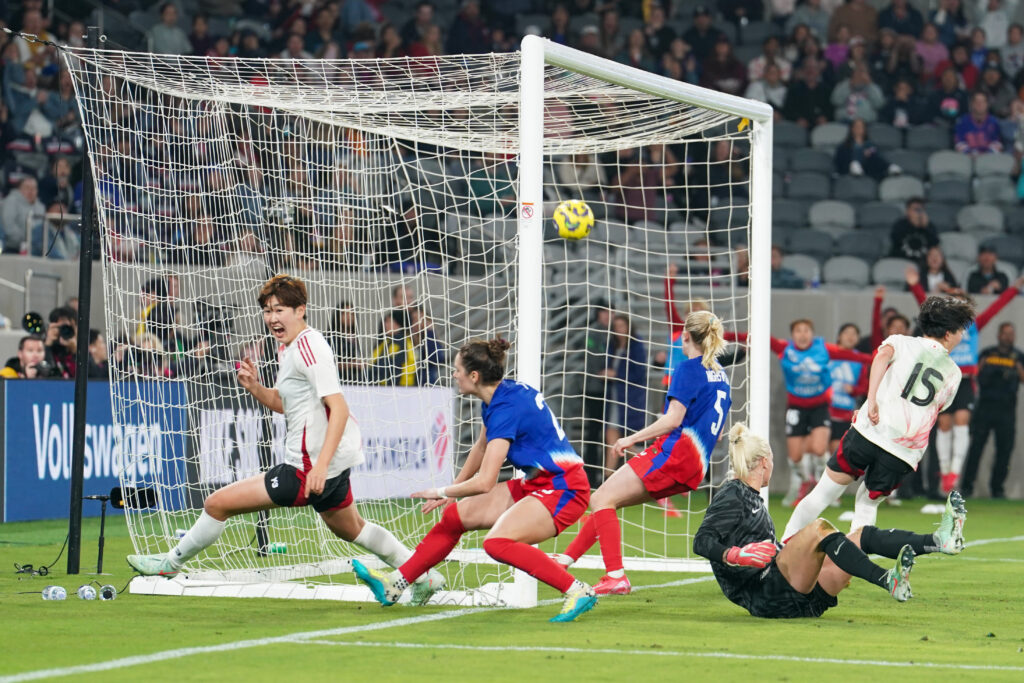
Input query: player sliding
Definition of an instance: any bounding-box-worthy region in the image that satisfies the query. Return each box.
[783,295,976,541]
[352,338,596,622]
[554,310,729,595]
[695,423,966,618]
[127,275,443,604]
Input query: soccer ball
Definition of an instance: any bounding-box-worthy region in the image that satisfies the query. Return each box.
[553,199,594,240]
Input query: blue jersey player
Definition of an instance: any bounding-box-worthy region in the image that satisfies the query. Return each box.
[353,338,597,622]
[556,310,731,595]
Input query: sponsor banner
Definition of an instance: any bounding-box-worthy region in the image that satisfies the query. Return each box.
[1,380,189,522]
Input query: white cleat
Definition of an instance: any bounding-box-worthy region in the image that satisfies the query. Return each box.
[935,490,967,555]
[884,544,915,602]
[410,569,446,606]
[126,554,179,577]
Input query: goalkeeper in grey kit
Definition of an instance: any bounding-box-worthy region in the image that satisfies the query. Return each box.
[693,423,967,618]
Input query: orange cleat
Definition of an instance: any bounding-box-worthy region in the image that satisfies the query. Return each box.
[593,574,632,595]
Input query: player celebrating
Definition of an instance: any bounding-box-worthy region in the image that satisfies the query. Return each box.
[828,323,869,455]
[783,295,976,541]
[352,338,596,622]
[127,275,443,604]
[554,310,730,595]
[695,423,967,618]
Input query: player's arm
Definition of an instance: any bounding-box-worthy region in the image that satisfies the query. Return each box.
[975,276,1023,329]
[693,490,776,569]
[723,331,786,354]
[870,285,885,348]
[905,266,927,305]
[665,266,685,334]
[613,398,687,458]
[304,392,349,496]
[824,343,873,364]
[862,344,895,425]
[236,358,283,413]
[414,433,509,500]
[415,428,488,513]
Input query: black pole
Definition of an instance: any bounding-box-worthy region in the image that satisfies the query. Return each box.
[67,26,100,575]
[96,499,107,574]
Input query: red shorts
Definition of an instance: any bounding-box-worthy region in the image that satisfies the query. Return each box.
[507,479,589,535]
[628,438,705,499]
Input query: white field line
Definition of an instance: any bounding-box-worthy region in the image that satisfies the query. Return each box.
[301,640,1024,673]
[964,535,1024,548]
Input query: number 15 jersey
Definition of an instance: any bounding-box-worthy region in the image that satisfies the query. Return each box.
[853,335,961,468]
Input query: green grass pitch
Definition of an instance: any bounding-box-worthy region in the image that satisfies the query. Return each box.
[1,496,1023,682]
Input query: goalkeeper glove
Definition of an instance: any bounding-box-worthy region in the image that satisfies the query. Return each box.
[724,541,777,568]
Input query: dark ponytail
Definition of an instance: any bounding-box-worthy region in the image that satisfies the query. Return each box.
[459,337,510,383]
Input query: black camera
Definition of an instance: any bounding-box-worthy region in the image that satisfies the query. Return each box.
[29,360,61,378]
[59,324,76,340]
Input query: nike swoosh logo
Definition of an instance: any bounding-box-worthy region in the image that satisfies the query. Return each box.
[752,507,761,515]
[835,540,846,553]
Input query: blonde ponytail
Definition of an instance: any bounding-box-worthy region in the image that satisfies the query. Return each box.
[686,310,727,370]
[727,422,772,481]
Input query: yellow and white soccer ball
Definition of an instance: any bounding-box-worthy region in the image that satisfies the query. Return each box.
[553,199,594,240]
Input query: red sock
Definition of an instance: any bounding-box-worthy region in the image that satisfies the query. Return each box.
[399,503,464,583]
[593,508,623,573]
[483,537,575,593]
[563,514,597,561]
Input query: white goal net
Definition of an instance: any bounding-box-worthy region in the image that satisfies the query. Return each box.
[63,37,771,607]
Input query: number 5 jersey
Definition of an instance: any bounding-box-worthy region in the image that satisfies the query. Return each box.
[853,334,961,468]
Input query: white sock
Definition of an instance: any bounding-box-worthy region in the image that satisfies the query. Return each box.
[936,428,952,475]
[951,425,969,476]
[814,453,828,480]
[800,454,815,480]
[169,511,225,569]
[850,481,883,533]
[607,569,625,579]
[554,553,574,567]
[782,475,848,541]
[354,522,424,582]
[387,569,410,591]
[569,578,589,594]
[789,467,804,492]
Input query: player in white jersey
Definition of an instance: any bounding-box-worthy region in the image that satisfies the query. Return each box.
[127,275,443,604]
[783,295,975,541]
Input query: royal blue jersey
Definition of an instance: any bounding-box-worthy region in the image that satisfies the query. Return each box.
[949,322,978,368]
[781,337,831,399]
[654,356,732,467]
[663,329,686,385]
[481,380,584,490]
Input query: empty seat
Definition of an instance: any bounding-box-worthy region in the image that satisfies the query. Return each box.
[906,125,951,151]
[947,258,972,286]
[957,204,1004,233]
[773,169,785,197]
[982,234,1024,264]
[786,228,835,262]
[939,232,979,258]
[774,199,809,229]
[773,145,791,171]
[832,175,878,202]
[790,148,833,173]
[872,257,916,286]
[1005,205,1024,234]
[927,179,971,204]
[809,199,855,230]
[739,20,778,45]
[782,253,819,283]
[836,229,886,263]
[973,176,1017,204]
[774,120,809,148]
[823,255,871,287]
[879,175,926,203]
[973,152,1016,178]
[787,171,831,199]
[928,202,960,233]
[887,149,927,178]
[810,122,849,152]
[928,150,973,181]
[867,122,903,150]
[858,201,902,230]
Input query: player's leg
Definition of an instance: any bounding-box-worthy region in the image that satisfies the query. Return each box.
[783,431,806,506]
[128,474,275,576]
[807,424,830,483]
[782,428,862,541]
[935,411,954,486]
[604,425,622,475]
[948,408,972,491]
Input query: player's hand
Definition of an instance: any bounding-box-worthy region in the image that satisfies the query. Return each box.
[411,488,446,501]
[612,437,635,459]
[1014,274,1024,289]
[865,399,880,425]
[904,265,919,287]
[874,285,885,298]
[304,464,327,497]
[236,357,260,391]
[420,498,450,514]
[724,541,777,568]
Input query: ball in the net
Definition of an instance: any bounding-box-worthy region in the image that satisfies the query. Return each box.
[553,199,594,240]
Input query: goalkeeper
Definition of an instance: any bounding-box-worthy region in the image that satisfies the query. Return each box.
[694,423,966,618]
[127,274,444,605]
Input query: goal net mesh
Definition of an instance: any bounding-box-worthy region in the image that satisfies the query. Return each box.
[63,45,755,603]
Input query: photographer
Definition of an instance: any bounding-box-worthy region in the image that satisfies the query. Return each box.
[88,328,109,379]
[44,306,78,378]
[1,335,57,379]
[889,196,938,262]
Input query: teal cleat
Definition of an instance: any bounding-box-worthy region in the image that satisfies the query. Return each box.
[353,559,401,606]
[550,584,597,623]
[410,569,446,607]
[935,490,967,555]
[126,554,178,577]
[883,544,915,602]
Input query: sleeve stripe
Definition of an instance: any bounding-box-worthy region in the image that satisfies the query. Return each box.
[298,337,316,367]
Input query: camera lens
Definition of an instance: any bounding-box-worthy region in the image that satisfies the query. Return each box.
[59,324,75,339]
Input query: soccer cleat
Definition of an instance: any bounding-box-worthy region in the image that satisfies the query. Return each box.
[409,569,446,606]
[353,559,402,606]
[883,544,915,602]
[793,479,815,506]
[935,490,967,555]
[550,584,598,623]
[126,554,178,577]
[593,574,631,595]
[658,498,683,518]
[940,473,958,495]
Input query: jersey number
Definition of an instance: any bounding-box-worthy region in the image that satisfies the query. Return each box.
[535,393,567,441]
[710,390,727,436]
[900,363,944,407]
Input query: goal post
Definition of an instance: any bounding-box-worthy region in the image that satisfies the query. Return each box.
[63,36,772,608]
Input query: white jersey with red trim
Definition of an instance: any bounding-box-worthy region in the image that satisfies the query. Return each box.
[852,334,961,468]
[276,327,364,478]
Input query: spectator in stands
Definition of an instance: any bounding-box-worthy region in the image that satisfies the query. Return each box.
[236,30,266,59]
[410,306,445,386]
[138,276,181,353]
[787,0,829,41]
[88,329,108,379]
[407,24,444,58]
[878,0,924,39]
[734,247,750,287]
[38,156,73,211]
[783,56,833,126]
[783,23,811,63]
[582,300,611,486]
[281,33,313,59]
[915,245,960,293]
[748,36,793,82]
[556,152,605,201]
[879,33,923,88]
[744,62,788,114]
[401,1,435,48]
[369,309,415,386]
[928,66,969,124]
[979,0,1010,50]
[338,0,376,40]
[599,7,625,59]
[617,28,657,71]
[577,24,602,55]
[643,4,676,60]
[37,202,79,259]
[1004,24,1024,79]
[890,196,938,261]
[148,3,192,55]
[546,4,570,45]
[45,306,77,378]
[190,14,217,56]
[4,63,49,137]
[935,42,979,89]
[930,0,970,48]
[771,245,806,289]
[824,26,851,71]
[828,0,878,46]
[719,0,765,28]
[955,91,1005,154]
[978,65,1016,118]
[331,300,364,383]
[613,145,676,224]
[603,313,648,473]
[42,69,80,138]
[2,176,44,254]
[377,23,404,58]
[682,6,725,61]
[701,37,748,96]
[915,23,949,79]
[880,78,928,127]
[0,335,51,379]
[392,284,416,316]
[831,64,886,123]
[967,245,1011,294]
[14,10,54,66]
[662,38,700,84]
[833,118,901,180]
[797,33,836,83]
[447,0,490,54]
[969,28,990,69]
[468,153,516,216]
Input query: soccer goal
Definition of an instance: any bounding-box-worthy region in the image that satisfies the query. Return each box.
[62,36,771,608]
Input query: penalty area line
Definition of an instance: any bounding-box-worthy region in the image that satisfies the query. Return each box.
[300,640,1024,673]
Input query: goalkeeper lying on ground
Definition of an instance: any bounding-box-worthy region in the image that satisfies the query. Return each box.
[693,423,967,619]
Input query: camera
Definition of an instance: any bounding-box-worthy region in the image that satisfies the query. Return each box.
[59,324,76,340]
[29,360,61,378]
